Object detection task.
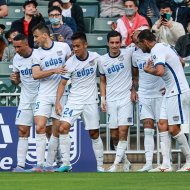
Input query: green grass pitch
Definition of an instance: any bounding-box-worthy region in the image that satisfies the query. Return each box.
[1,172,190,190]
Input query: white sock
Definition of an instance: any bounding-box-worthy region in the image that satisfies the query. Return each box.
[114,140,128,165]
[114,145,129,163]
[59,134,71,166]
[17,137,28,168]
[173,131,190,163]
[46,135,59,167]
[159,131,171,168]
[144,128,154,165]
[92,136,104,167]
[56,143,63,165]
[36,133,47,166]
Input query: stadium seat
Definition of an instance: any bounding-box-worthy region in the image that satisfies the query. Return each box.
[84,17,92,33]
[0,62,13,77]
[81,5,99,18]
[77,0,99,5]
[0,19,14,31]
[86,33,107,48]
[87,48,107,55]
[93,17,118,33]
[7,6,23,18]
[184,60,190,76]
[37,6,48,18]
[7,0,25,5]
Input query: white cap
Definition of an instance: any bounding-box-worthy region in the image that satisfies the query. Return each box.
[62,0,70,3]
[136,25,149,31]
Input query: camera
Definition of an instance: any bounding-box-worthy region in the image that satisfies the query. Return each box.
[161,13,170,21]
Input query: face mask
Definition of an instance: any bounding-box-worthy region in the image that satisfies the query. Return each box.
[125,8,135,16]
[165,13,171,20]
[49,17,61,25]
[174,0,184,3]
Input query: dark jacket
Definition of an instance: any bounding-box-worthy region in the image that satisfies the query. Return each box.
[71,3,85,32]
[11,15,45,48]
[175,33,190,58]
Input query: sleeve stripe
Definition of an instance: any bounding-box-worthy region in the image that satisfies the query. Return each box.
[132,65,138,68]
[155,62,165,67]
[61,76,69,80]
[32,64,40,67]
[99,73,105,76]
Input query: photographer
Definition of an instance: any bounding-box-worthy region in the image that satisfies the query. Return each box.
[152,1,185,46]
[47,6,73,48]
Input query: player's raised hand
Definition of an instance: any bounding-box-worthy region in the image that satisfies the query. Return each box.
[131,89,138,102]
[54,66,67,74]
[10,72,20,84]
[55,101,62,116]
[101,96,106,112]
[144,59,153,73]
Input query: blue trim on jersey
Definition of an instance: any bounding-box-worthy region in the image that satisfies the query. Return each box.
[42,42,54,50]
[165,62,181,94]
[155,62,165,67]
[76,51,89,61]
[178,94,184,124]
[108,50,121,58]
[24,49,33,58]
[132,65,138,68]
[32,64,40,67]
[99,73,105,76]
[61,76,69,80]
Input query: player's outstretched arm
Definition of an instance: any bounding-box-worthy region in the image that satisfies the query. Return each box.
[100,75,107,112]
[55,79,67,115]
[32,65,66,80]
[10,72,21,85]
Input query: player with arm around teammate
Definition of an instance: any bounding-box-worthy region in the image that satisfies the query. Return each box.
[28,23,71,172]
[131,30,172,172]
[55,32,104,172]
[99,31,133,172]
[11,34,39,172]
[138,29,190,172]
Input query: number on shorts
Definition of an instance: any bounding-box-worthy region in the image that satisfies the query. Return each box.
[17,110,21,118]
[64,108,73,117]
[35,102,40,110]
[139,104,142,113]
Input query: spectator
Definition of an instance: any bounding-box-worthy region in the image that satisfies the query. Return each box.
[171,0,190,32]
[61,0,85,32]
[114,0,149,46]
[99,0,125,17]
[0,36,7,61]
[175,19,190,58]
[0,24,5,35]
[48,0,77,33]
[2,28,19,62]
[47,6,73,47]
[139,0,160,24]
[152,2,185,46]
[11,0,45,48]
[0,0,8,18]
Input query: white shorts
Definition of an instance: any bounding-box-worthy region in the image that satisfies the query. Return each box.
[160,91,190,125]
[60,103,100,130]
[139,96,165,122]
[107,97,133,129]
[34,95,68,120]
[15,107,34,126]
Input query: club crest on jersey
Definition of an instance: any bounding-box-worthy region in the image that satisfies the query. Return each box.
[118,55,124,61]
[89,60,95,66]
[57,50,63,56]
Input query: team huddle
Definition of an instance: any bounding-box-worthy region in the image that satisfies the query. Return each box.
[10,22,190,173]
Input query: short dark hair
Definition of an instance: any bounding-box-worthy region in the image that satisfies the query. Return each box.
[5,28,18,40]
[160,2,172,10]
[13,33,27,41]
[48,6,62,14]
[71,32,87,42]
[138,29,156,42]
[123,0,138,7]
[107,31,122,42]
[48,0,63,9]
[32,23,50,36]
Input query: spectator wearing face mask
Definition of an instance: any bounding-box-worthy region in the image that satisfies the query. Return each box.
[152,1,185,46]
[47,6,73,48]
[113,0,149,47]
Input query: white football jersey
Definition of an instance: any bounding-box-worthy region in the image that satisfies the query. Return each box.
[132,47,165,98]
[13,49,39,109]
[61,51,100,104]
[151,43,189,97]
[98,49,132,101]
[32,41,71,97]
